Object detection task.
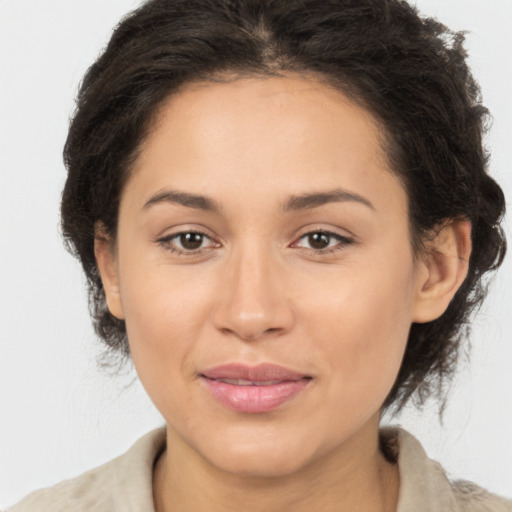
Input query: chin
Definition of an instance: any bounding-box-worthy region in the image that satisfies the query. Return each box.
[213,450,312,479]
[198,429,322,478]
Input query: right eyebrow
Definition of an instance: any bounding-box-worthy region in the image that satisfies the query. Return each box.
[143,190,222,213]
[283,188,375,212]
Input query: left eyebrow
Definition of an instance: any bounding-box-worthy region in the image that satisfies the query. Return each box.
[143,190,222,213]
[283,188,375,212]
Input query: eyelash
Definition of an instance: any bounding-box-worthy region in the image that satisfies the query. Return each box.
[156,231,218,255]
[292,230,354,254]
[156,229,354,256]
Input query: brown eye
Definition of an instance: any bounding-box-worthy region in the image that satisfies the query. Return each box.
[157,231,216,254]
[180,232,204,250]
[308,232,331,249]
[293,230,353,253]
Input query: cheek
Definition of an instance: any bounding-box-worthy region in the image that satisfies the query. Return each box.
[299,250,415,409]
[116,251,218,405]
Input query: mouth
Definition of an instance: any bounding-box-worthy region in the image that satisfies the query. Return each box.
[200,363,312,413]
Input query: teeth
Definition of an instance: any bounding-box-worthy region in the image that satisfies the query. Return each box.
[217,379,283,386]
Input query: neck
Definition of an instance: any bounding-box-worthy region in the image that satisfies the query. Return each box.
[153,416,399,512]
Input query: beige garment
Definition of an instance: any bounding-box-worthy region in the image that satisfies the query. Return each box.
[8,428,511,512]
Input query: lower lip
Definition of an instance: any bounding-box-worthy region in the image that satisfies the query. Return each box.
[201,377,310,413]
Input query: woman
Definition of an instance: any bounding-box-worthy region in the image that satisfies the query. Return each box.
[6,0,511,510]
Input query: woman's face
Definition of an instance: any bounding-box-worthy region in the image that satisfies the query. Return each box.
[99,76,429,476]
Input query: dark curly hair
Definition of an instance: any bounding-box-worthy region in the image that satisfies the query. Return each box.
[61,0,506,411]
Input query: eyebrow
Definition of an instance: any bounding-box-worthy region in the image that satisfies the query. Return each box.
[143,190,222,213]
[283,189,375,212]
[143,187,374,213]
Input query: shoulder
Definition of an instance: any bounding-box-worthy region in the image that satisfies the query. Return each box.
[451,480,512,512]
[381,427,512,512]
[7,428,166,512]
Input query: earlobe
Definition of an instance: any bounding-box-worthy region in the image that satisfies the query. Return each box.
[412,219,472,323]
[94,223,125,320]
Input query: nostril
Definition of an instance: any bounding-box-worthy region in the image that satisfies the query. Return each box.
[264,327,284,335]
[218,326,284,342]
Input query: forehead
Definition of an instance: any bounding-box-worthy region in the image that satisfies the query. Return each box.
[149,75,385,154]
[127,75,406,219]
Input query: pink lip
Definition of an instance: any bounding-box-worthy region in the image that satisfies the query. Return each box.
[200,363,312,413]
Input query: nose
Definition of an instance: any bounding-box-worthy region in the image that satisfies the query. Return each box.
[212,245,295,342]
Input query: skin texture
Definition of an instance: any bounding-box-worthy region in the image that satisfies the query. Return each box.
[95,76,471,512]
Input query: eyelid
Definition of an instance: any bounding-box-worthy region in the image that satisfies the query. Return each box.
[290,228,355,253]
[154,225,355,256]
[155,227,221,255]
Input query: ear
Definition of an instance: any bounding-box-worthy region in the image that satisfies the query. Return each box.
[412,219,472,323]
[94,222,125,320]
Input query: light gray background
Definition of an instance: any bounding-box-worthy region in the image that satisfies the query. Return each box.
[1,0,511,508]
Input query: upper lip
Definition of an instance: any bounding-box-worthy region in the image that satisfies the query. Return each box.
[201,363,311,382]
